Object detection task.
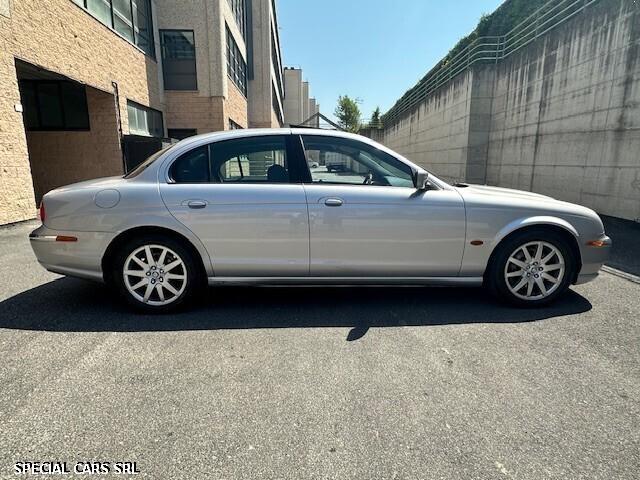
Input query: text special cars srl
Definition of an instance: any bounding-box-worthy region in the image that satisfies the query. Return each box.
[30,129,611,312]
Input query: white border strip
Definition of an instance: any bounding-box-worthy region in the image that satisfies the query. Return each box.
[602,266,640,285]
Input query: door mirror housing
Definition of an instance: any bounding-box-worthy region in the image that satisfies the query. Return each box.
[414,170,430,190]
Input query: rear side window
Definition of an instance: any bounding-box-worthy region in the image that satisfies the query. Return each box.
[169,145,209,183]
[211,136,289,183]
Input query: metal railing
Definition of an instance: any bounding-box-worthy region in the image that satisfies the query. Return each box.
[383,0,601,123]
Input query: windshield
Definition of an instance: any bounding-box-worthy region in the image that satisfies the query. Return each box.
[124,145,175,179]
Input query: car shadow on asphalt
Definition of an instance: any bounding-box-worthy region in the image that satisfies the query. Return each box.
[0,278,592,339]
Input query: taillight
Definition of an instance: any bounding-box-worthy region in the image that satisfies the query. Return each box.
[39,202,46,223]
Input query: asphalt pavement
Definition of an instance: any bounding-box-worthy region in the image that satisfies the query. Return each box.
[0,221,638,479]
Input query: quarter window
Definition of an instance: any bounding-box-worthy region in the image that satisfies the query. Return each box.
[170,146,209,183]
[301,136,414,188]
[160,30,197,91]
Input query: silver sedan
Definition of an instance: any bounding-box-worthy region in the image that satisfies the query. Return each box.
[30,129,611,312]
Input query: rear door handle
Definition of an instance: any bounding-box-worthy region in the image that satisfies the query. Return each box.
[186,200,207,209]
[324,198,343,207]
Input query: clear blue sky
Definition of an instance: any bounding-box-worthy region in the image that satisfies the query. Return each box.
[277,0,505,121]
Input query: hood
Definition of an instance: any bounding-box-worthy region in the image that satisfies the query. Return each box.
[455,184,554,201]
[453,183,600,220]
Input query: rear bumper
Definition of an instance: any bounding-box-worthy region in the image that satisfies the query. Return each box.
[575,234,612,285]
[29,225,115,282]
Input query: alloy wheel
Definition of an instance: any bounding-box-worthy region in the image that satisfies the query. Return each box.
[504,241,565,301]
[123,244,188,306]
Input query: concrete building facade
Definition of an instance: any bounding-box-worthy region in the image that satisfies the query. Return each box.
[308,97,319,127]
[282,67,319,126]
[0,0,285,225]
[283,67,303,125]
[155,0,249,134]
[379,0,640,221]
[247,0,284,128]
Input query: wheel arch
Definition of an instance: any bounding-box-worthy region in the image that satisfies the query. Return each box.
[102,226,208,285]
[485,217,583,284]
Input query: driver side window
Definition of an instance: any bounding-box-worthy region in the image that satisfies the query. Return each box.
[300,135,414,187]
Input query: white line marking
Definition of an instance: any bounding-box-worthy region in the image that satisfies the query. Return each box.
[602,266,640,284]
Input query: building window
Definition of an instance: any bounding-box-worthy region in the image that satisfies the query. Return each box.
[160,30,197,90]
[226,25,247,96]
[227,0,246,40]
[228,119,243,130]
[74,0,155,57]
[127,100,164,137]
[271,30,284,101]
[168,128,197,140]
[19,80,90,131]
[271,85,283,125]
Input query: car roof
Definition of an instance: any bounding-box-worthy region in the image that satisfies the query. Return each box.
[170,128,408,162]
[171,127,378,148]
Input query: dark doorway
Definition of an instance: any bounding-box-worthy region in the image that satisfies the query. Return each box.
[168,128,197,141]
[122,134,172,172]
[15,60,121,204]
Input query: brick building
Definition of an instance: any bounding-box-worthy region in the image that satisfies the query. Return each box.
[0,0,284,225]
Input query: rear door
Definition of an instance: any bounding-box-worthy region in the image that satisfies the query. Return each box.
[159,134,309,277]
[298,134,466,277]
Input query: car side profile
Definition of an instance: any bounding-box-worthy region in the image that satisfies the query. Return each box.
[30,128,611,312]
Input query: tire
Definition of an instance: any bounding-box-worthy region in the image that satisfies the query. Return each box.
[112,234,202,313]
[486,229,577,308]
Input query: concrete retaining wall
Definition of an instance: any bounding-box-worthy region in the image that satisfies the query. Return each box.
[381,0,640,221]
[383,70,475,182]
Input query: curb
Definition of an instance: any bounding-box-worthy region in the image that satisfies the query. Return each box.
[602,266,640,285]
[0,217,39,231]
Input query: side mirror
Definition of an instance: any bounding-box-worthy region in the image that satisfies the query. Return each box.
[414,170,430,190]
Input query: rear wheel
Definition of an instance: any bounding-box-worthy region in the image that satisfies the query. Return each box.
[113,235,201,312]
[487,230,576,307]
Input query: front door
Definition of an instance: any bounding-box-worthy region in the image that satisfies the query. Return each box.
[298,134,466,277]
[159,134,309,277]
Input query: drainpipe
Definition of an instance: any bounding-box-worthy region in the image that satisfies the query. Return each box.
[111,81,126,173]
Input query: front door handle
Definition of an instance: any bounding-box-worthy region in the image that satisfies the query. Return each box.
[324,198,343,207]
[187,200,207,209]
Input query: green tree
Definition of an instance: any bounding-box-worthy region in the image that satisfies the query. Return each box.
[370,106,382,128]
[334,95,361,133]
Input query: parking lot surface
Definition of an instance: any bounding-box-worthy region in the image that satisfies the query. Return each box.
[1,221,638,479]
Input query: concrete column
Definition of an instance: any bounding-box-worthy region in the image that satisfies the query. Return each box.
[464,66,495,184]
[283,68,303,125]
[302,81,309,123]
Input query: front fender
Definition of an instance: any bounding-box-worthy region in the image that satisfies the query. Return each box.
[493,216,580,245]
[460,213,581,277]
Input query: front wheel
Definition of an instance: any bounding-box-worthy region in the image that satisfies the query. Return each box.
[113,235,201,312]
[487,230,576,307]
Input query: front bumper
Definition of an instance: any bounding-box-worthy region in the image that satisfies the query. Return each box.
[29,225,116,282]
[575,234,612,285]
